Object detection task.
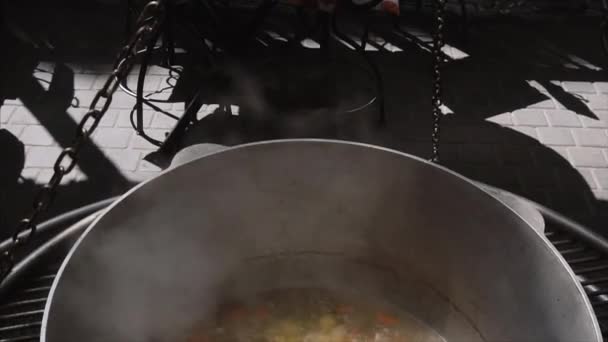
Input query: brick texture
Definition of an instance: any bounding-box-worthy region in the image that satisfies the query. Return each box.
[563,81,596,94]
[151,112,177,129]
[545,110,582,127]
[0,105,16,124]
[512,109,548,126]
[130,129,167,149]
[74,74,97,90]
[528,99,556,109]
[572,129,608,147]
[25,146,62,168]
[584,95,608,110]
[580,115,608,128]
[5,124,26,138]
[594,169,608,189]
[568,147,608,168]
[20,126,55,146]
[9,107,39,125]
[92,128,133,148]
[511,126,539,142]
[595,82,608,94]
[103,149,141,171]
[537,127,575,146]
[117,110,153,128]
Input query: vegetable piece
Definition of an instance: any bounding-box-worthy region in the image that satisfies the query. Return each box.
[319,314,337,331]
[376,312,398,326]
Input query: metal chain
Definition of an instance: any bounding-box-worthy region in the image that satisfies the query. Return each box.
[0,0,166,282]
[431,0,447,163]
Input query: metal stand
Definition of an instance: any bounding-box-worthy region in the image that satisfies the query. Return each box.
[330,8,386,124]
[128,0,393,165]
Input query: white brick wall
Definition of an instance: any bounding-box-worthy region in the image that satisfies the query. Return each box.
[513,109,548,126]
[568,147,608,168]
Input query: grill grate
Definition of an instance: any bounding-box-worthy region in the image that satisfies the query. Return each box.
[0,216,607,340]
[545,223,608,340]
[0,262,61,342]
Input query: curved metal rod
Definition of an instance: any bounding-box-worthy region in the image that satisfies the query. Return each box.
[532,203,608,255]
[0,197,118,253]
[331,11,385,123]
[344,95,378,113]
[118,47,183,104]
[0,213,100,297]
[135,30,164,147]
[479,183,608,254]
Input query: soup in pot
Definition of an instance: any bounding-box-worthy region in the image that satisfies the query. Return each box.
[188,288,444,342]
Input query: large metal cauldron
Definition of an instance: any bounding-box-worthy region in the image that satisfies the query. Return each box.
[42,140,600,342]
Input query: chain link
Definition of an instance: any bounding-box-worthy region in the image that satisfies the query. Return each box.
[431,0,447,163]
[0,0,166,282]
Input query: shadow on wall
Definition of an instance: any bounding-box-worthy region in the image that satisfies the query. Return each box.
[173,13,608,234]
[0,15,133,240]
[0,1,606,238]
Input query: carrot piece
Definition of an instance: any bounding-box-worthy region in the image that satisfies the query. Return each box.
[376,312,399,326]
